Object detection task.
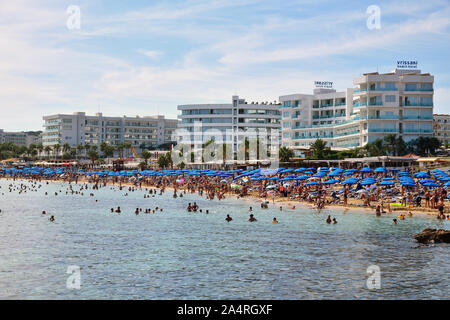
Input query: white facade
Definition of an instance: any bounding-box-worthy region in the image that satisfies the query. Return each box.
[177,96,281,154]
[281,69,434,153]
[42,112,178,150]
[0,129,42,147]
[433,114,450,145]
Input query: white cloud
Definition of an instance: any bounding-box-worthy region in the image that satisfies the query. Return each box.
[137,50,163,59]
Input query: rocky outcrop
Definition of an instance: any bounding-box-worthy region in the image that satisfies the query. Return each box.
[414,228,450,244]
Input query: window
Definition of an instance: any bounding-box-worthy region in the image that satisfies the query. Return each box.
[385,95,396,102]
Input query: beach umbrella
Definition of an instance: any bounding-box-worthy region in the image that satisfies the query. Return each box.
[342,178,359,185]
[374,167,387,173]
[423,182,440,188]
[414,172,430,178]
[306,181,320,186]
[378,180,394,186]
[444,182,450,188]
[360,167,372,173]
[323,179,339,185]
[419,179,435,184]
[313,172,327,178]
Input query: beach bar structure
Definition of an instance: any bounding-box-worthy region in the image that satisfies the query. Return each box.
[295,156,419,169]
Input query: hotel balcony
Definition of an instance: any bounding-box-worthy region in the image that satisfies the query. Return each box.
[401,103,433,107]
[403,88,433,92]
[367,115,399,120]
[402,116,433,120]
[334,130,360,137]
[368,128,398,133]
[402,129,433,134]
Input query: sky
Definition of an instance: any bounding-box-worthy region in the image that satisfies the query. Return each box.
[1,0,450,131]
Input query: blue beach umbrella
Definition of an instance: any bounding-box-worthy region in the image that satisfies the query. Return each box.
[378,181,394,186]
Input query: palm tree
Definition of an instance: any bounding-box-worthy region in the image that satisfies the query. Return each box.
[279,146,294,163]
[53,144,61,159]
[116,143,124,158]
[141,150,151,164]
[383,134,397,156]
[310,139,328,159]
[87,150,99,166]
[44,146,51,159]
[62,143,71,153]
[76,144,84,159]
[37,144,44,159]
[123,142,132,158]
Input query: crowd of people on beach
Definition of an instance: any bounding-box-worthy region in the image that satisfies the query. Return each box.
[1,165,450,226]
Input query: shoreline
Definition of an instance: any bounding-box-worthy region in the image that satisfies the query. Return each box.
[0,176,442,220]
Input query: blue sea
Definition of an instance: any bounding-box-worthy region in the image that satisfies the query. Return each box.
[0,179,448,299]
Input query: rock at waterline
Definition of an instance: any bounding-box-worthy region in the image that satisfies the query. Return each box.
[414,228,450,244]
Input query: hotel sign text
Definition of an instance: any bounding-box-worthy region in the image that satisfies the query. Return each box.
[314,81,333,89]
[397,60,418,69]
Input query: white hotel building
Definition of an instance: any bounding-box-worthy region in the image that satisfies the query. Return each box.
[42,112,178,151]
[281,68,434,153]
[177,96,281,154]
[433,114,450,145]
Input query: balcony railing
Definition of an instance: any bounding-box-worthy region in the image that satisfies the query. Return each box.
[404,88,433,92]
[293,135,333,140]
[334,130,360,137]
[403,129,433,133]
[402,103,433,107]
[336,143,360,148]
[367,115,399,120]
[402,116,433,120]
[368,128,398,133]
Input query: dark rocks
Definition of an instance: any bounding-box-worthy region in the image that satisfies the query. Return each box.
[414,228,450,244]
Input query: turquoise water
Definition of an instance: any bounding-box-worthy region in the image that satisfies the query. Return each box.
[0,178,448,299]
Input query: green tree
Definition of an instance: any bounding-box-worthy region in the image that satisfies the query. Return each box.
[103,145,115,158]
[53,144,61,159]
[141,150,151,164]
[87,150,99,165]
[310,139,329,159]
[279,146,294,163]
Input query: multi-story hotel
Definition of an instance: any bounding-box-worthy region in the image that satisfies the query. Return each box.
[42,112,178,151]
[177,96,281,155]
[281,68,434,154]
[0,129,42,147]
[433,114,450,145]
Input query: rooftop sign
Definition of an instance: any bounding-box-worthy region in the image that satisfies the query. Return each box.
[397,60,418,69]
[314,81,333,89]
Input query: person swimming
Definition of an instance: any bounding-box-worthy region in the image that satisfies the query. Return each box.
[49,215,55,222]
[225,214,232,222]
[326,215,332,224]
[42,210,46,215]
[332,218,337,224]
[115,206,121,213]
[249,206,253,212]
[248,214,257,222]
[272,217,278,223]
[393,218,397,224]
